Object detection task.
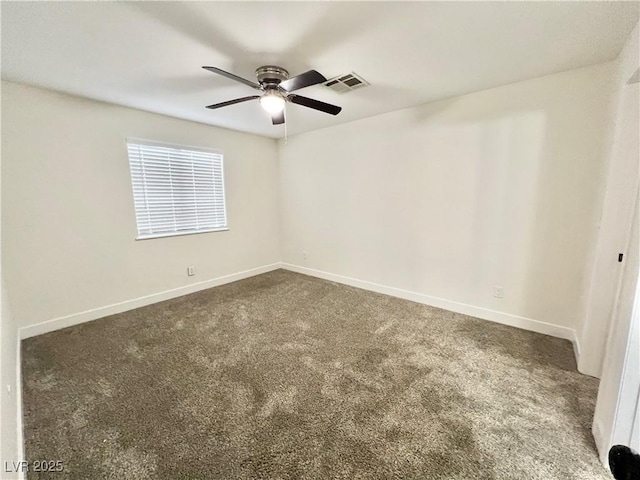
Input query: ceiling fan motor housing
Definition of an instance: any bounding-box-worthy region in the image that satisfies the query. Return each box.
[256,66,289,87]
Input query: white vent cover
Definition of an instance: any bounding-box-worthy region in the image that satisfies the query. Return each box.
[323,72,369,93]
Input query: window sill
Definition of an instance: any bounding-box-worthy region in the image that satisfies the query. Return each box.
[135,227,229,241]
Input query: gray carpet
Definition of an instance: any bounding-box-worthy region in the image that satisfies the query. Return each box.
[22,270,609,479]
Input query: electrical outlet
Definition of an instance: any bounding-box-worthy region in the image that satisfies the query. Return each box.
[187,266,195,276]
[494,286,504,298]
[302,251,308,261]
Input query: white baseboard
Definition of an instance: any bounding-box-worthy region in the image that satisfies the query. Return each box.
[572,333,582,367]
[592,421,609,467]
[18,260,580,345]
[281,263,577,342]
[19,263,281,339]
[19,259,580,347]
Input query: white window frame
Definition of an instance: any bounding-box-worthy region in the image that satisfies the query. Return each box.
[126,138,228,240]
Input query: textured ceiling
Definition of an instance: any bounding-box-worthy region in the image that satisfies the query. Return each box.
[2,1,638,138]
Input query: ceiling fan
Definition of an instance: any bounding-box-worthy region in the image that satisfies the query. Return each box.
[202,65,342,125]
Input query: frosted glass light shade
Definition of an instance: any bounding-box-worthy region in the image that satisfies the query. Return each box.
[260,93,285,114]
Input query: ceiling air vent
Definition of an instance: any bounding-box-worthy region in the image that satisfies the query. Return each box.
[323,72,369,93]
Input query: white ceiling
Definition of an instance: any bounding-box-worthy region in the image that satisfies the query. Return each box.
[2,1,638,139]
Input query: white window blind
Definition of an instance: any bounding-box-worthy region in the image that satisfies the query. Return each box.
[126,139,227,239]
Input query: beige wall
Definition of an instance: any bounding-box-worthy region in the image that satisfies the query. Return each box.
[593,189,639,463]
[1,183,21,477]
[591,21,640,464]
[0,280,20,479]
[279,63,615,337]
[580,22,640,377]
[1,82,281,330]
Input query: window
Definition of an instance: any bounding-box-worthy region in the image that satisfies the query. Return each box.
[126,139,227,239]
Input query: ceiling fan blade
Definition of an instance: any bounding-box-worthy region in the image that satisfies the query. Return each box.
[202,66,261,90]
[205,96,260,110]
[280,70,327,92]
[271,110,285,125]
[288,94,342,115]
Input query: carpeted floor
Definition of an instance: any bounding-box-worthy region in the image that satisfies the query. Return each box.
[22,270,610,479]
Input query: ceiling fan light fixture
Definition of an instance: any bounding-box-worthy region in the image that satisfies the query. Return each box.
[203,66,342,123]
[259,92,286,114]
